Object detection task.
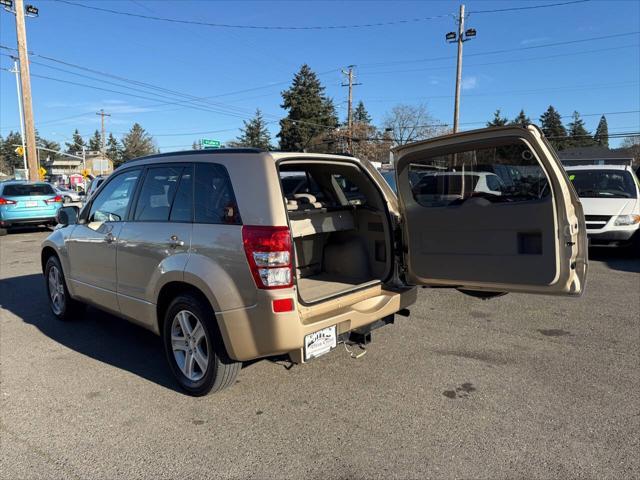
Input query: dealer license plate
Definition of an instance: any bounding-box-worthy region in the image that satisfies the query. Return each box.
[25,201,38,207]
[304,325,337,361]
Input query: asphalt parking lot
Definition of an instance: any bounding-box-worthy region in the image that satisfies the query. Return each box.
[1,228,638,479]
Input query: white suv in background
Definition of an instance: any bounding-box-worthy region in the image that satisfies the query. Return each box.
[565,164,640,248]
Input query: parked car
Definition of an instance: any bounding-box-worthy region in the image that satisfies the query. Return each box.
[54,186,84,204]
[41,126,588,395]
[0,181,63,235]
[85,175,107,199]
[565,164,640,248]
[411,171,506,206]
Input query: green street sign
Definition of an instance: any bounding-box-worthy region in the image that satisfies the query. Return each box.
[201,139,221,149]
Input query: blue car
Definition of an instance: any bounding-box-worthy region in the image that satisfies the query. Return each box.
[0,181,62,235]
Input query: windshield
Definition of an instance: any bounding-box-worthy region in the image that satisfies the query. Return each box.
[2,183,55,197]
[568,170,637,199]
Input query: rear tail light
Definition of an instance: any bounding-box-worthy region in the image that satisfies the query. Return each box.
[242,225,293,289]
[0,197,16,205]
[45,195,63,204]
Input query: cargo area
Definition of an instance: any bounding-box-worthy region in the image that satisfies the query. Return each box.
[279,160,393,304]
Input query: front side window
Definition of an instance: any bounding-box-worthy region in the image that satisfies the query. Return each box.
[89,169,140,222]
[194,163,240,224]
[134,166,183,221]
[409,141,549,208]
[568,170,637,199]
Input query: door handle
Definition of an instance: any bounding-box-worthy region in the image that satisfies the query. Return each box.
[104,232,116,244]
[169,235,184,248]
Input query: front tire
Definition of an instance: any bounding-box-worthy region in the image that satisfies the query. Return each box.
[163,294,240,396]
[44,255,84,320]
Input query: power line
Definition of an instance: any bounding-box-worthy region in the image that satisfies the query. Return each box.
[359,31,640,68]
[51,0,591,30]
[52,0,451,30]
[469,0,590,14]
[361,43,639,76]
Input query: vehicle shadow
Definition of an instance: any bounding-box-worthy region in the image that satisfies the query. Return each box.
[0,273,181,393]
[588,247,640,273]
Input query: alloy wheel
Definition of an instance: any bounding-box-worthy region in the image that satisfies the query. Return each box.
[48,265,65,315]
[170,310,209,382]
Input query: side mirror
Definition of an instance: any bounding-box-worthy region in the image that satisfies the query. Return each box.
[56,206,79,226]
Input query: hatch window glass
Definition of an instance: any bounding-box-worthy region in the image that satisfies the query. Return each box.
[408,141,548,207]
[2,183,55,196]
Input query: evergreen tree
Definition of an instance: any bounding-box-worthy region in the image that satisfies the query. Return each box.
[487,109,508,127]
[567,111,595,148]
[121,123,155,163]
[539,105,568,151]
[353,101,372,124]
[509,109,531,127]
[39,138,62,163]
[105,133,122,166]
[66,129,86,155]
[88,129,102,151]
[594,115,609,148]
[234,109,272,150]
[277,64,338,152]
[0,131,24,171]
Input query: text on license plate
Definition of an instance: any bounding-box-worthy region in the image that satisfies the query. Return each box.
[25,201,38,207]
[304,325,337,361]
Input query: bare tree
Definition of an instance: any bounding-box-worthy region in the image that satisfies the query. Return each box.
[383,104,445,145]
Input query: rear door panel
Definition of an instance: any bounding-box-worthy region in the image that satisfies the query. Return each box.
[395,126,587,295]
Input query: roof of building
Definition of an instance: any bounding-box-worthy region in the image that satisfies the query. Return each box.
[557,145,633,160]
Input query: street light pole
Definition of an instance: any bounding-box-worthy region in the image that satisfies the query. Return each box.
[446,5,476,133]
[10,58,27,171]
[453,4,465,134]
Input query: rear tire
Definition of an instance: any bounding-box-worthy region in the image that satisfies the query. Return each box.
[163,294,240,396]
[44,255,84,320]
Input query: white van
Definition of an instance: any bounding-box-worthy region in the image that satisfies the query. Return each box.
[565,165,640,248]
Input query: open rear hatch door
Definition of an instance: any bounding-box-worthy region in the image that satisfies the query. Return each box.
[395,125,587,296]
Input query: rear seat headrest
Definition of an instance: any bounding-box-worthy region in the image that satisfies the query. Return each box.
[293,193,322,209]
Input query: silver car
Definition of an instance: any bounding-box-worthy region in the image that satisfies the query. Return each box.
[41,126,588,395]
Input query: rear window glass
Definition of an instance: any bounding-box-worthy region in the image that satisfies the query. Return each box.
[2,183,55,196]
[568,170,637,199]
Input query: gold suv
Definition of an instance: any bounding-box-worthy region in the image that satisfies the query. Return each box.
[41,126,587,395]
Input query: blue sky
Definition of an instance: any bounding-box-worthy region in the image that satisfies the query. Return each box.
[1,0,639,151]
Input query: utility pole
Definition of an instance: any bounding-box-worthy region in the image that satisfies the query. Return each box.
[446,5,476,133]
[96,109,110,176]
[96,109,111,152]
[341,65,362,154]
[9,58,27,172]
[14,0,39,180]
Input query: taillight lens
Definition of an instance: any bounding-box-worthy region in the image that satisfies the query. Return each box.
[45,195,63,204]
[0,197,16,205]
[242,225,293,289]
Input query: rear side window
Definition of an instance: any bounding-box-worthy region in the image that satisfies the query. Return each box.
[134,166,183,221]
[170,165,193,222]
[194,163,240,224]
[2,183,55,196]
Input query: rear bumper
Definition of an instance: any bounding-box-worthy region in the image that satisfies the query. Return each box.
[216,285,418,362]
[0,216,56,227]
